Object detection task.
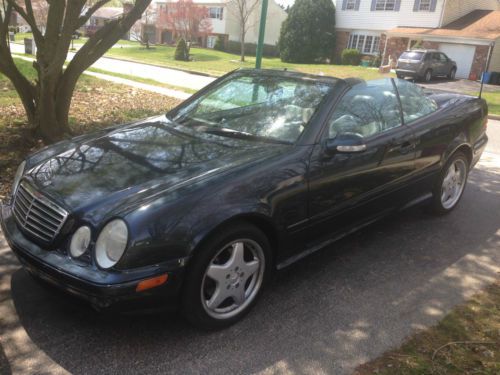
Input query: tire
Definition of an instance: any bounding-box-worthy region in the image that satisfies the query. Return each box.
[448,68,456,80]
[181,222,272,330]
[430,151,469,215]
[423,69,432,82]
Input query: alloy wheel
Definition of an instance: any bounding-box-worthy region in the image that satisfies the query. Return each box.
[440,158,467,209]
[201,239,265,320]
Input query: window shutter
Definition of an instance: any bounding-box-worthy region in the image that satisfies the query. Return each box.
[220,7,223,20]
[413,0,420,11]
[355,0,361,10]
[342,0,348,10]
[430,0,437,11]
[370,0,376,11]
[395,0,401,10]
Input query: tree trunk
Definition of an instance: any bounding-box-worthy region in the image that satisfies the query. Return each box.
[35,74,71,142]
[240,30,245,62]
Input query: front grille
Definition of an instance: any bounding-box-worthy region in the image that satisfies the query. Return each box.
[12,182,68,243]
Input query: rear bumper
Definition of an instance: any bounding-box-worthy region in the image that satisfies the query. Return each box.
[1,203,187,312]
[396,69,421,78]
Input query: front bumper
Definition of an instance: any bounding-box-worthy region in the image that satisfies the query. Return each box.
[1,203,187,312]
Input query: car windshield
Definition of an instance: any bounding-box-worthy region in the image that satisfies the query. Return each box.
[400,51,424,60]
[169,74,335,144]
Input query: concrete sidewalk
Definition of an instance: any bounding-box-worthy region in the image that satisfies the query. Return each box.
[9,43,215,91]
[11,55,191,100]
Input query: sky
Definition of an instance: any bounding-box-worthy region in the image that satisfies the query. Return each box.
[276,0,295,8]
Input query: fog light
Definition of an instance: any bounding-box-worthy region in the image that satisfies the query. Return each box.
[70,226,91,258]
[136,274,168,292]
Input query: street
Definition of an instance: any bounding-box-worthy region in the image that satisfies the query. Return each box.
[0,122,499,375]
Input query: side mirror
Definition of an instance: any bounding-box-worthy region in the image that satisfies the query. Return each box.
[323,133,367,155]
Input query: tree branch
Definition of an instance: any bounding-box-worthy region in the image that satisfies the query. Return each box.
[77,0,110,28]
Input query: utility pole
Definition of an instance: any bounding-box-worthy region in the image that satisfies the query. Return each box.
[255,0,269,69]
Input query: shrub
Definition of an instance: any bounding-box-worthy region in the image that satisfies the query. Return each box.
[341,49,361,66]
[214,36,225,51]
[278,0,336,63]
[174,38,189,61]
[371,54,382,67]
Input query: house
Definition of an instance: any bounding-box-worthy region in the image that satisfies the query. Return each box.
[84,7,124,36]
[335,0,500,79]
[144,0,287,54]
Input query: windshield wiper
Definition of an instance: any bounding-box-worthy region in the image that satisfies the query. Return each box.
[200,126,292,145]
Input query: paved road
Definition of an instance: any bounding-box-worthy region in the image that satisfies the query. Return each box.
[1,124,499,375]
[9,43,215,91]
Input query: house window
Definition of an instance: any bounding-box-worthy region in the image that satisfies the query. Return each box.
[346,0,357,10]
[209,7,223,20]
[348,34,380,54]
[375,0,395,10]
[418,0,431,10]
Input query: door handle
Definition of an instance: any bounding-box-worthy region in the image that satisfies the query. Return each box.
[389,140,414,154]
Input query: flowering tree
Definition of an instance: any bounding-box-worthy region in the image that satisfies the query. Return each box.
[164,0,212,50]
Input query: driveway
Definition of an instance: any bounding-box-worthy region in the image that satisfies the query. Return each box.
[1,123,500,375]
[417,77,499,94]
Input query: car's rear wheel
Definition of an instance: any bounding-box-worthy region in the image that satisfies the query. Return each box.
[423,69,432,82]
[430,152,469,215]
[181,223,271,329]
[448,68,456,80]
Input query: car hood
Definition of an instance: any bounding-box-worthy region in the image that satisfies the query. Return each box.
[24,115,289,216]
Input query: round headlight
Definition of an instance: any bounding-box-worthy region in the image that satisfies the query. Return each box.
[95,219,128,269]
[70,226,91,258]
[12,160,26,194]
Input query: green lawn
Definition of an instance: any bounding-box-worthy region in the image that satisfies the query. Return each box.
[105,43,391,80]
[481,92,500,116]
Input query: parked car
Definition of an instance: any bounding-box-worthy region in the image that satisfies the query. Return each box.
[1,70,488,329]
[396,50,457,82]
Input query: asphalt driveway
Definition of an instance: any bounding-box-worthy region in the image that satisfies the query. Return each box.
[1,123,500,375]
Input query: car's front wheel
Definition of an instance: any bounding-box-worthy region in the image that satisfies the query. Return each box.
[430,151,469,215]
[181,223,271,329]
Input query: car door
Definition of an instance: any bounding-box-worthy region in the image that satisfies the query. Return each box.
[306,79,417,248]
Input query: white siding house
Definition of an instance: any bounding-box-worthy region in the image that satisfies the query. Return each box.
[335,0,500,80]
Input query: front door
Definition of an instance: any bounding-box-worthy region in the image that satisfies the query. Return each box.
[306,79,416,247]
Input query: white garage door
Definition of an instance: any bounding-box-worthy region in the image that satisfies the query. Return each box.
[438,43,476,79]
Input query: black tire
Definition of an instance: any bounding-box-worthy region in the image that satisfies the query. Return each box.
[181,222,272,330]
[423,69,432,82]
[429,151,469,215]
[448,67,456,80]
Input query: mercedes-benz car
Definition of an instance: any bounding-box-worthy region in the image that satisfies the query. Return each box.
[1,70,488,329]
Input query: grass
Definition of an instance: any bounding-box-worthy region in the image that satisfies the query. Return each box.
[0,58,181,197]
[356,281,500,374]
[104,43,392,80]
[481,92,500,116]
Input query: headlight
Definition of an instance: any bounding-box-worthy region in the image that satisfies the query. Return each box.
[95,219,128,269]
[12,161,26,194]
[69,226,91,258]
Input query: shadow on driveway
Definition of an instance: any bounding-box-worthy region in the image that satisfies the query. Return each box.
[1,156,500,375]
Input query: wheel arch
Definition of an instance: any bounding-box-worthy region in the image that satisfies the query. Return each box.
[189,212,280,267]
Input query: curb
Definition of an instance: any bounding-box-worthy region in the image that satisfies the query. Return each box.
[99,54,220,78]
[488,114,500,121]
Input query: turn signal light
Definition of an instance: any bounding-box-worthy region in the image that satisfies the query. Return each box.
[135,274,168,292]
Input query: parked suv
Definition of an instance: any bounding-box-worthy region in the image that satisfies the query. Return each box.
[396,50,457,82]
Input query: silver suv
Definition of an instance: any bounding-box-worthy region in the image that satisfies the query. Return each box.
[396,50,457,82]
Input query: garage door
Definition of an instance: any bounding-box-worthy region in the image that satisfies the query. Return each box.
[438,43,476,79]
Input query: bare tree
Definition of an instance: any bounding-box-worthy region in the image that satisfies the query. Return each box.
[228,0,259,62]
[130,3,156,49]
[0,0,151,142]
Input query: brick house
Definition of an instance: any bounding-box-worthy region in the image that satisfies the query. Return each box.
[335,0,500,80]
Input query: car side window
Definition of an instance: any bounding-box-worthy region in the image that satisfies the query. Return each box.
[394,79,438,123]
[328,79,402,139]
[439,53,448,62]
